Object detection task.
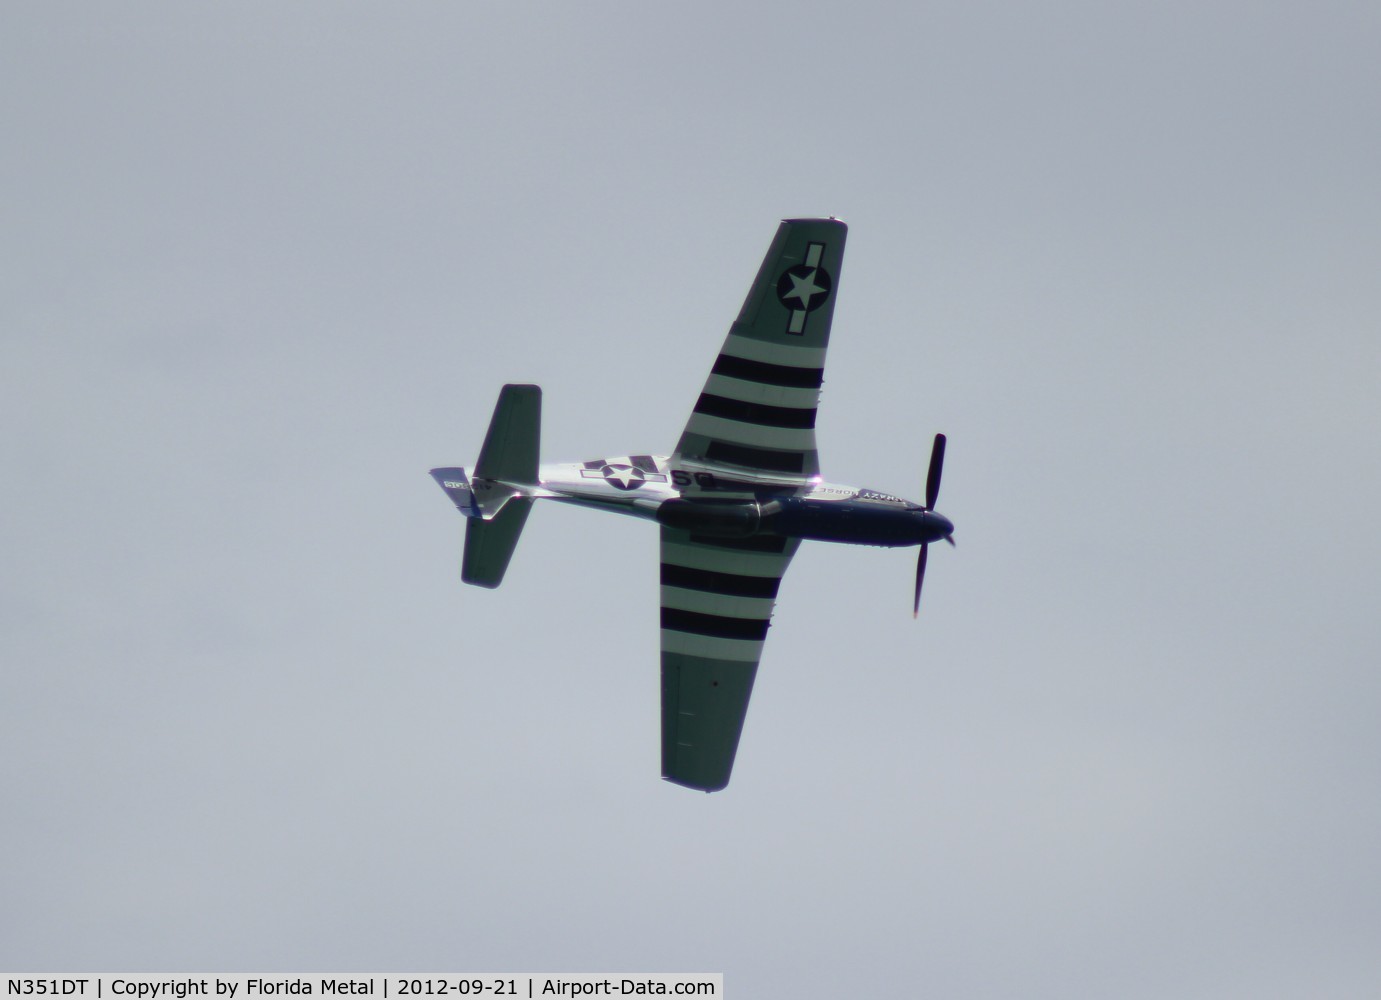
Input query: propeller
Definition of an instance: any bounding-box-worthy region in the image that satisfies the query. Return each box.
[912,541,929,618]
[925,432,946,510]
[913,433,948,618]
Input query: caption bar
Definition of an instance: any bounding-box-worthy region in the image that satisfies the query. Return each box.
[4,978,720,1000]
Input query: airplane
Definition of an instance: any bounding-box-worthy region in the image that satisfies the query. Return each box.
[431,218,955,792]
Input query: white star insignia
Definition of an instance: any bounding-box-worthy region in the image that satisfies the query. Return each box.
[782,268,826,308]
[604,465,641,488]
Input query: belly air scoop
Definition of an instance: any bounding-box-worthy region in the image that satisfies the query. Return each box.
[654,498,763,537]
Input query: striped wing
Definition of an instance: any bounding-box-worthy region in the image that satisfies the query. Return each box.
[660,527,800,791]
[673,218,847,484]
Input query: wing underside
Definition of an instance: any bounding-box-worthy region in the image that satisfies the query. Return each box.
[673,218,847,485]
[659,218,844,790]
[660,527,799,791]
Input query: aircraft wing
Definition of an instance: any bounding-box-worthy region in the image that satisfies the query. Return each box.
[660,527,800,791]
[673,217,847,484]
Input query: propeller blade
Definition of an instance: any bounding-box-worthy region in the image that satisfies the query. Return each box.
[912,542,929,618]
[925,433,947,510]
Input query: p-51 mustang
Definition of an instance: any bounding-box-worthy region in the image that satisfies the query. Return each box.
[431,218,954,792]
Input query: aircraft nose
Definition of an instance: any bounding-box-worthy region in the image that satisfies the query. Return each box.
[922,510,954,543]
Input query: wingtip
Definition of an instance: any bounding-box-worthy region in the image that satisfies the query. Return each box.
[782,215,848,230]
[662,774,728,793]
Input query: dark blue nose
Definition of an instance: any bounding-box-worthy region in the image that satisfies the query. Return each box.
[919,510,954,544]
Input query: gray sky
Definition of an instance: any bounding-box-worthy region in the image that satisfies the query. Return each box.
[4,2,1380,995]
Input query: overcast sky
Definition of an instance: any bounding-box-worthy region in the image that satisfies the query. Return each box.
[4,3,1380,996]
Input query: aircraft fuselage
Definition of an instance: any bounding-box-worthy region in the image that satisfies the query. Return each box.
[433,456,954,549]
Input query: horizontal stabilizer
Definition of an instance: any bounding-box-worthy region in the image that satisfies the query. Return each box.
[475,384,541,485]
[462,497,532,588]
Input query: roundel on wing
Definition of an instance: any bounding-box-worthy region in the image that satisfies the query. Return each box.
[600,464,646,490]
[776,264,832,313]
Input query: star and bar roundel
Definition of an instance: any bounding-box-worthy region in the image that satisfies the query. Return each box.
[775,241,832,336]
[579,456,669,491]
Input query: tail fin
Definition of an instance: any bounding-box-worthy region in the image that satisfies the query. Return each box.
[436,384,542,588]
[430,467,480,516]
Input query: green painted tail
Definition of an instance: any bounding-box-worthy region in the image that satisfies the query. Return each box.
[462,498,533,588]
[474,384,540,484]
[462,384,541,588]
